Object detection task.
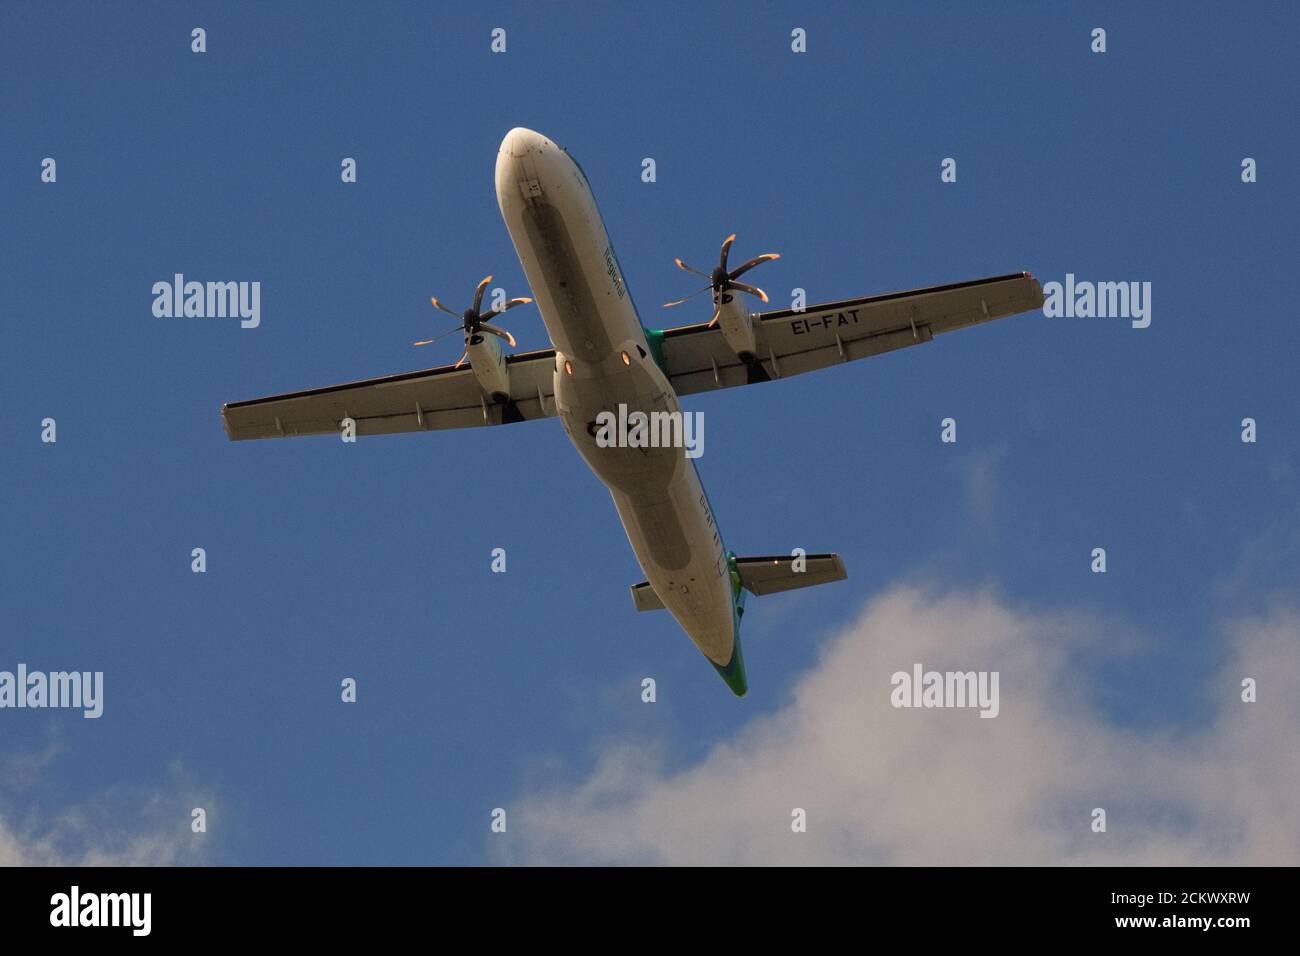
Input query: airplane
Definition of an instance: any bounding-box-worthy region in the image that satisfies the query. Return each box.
[222,127,1044,697]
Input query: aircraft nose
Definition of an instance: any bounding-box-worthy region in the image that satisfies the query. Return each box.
[500,127,549,158]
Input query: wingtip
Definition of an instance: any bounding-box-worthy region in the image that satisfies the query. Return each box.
[220,406,236,441]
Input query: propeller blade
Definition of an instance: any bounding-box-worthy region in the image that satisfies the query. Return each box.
[430,296,460,319]
[413,325,465,347]
[471,275,493,315]
[707,307,721,329]
[663,284,713,308]
[728,252,780,280]
[728,280,769,303]
[484,296,533,318]
[478,323,517,348]
[674,258,711,279]
[453,349,469,369]
[718,233,736,271]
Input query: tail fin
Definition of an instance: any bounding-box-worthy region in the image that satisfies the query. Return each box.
[630,553,846,612]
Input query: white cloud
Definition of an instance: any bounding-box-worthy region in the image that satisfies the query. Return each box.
[0,761,214,866]
[502,586,1300,865]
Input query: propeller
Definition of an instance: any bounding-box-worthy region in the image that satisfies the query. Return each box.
[664,234,780,326]
[414,274,533,367]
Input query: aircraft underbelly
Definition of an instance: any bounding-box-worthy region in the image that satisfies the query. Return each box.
[609,472,735,666]
[495,128,735,667]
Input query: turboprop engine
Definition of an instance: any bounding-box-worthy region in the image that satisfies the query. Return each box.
[664,233,780,376]
[413,273,533,403]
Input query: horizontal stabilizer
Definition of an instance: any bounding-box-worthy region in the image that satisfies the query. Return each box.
[629,552,847,612]
[630,581,666,612]
[734,553,847,595]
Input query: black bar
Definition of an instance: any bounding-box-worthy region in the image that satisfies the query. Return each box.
[0,865,1286,942]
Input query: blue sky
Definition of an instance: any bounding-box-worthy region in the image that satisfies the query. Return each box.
[2,2,1296,865]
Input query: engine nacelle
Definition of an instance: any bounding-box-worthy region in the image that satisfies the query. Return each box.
[714,290,758,360]
[466,331,511,402]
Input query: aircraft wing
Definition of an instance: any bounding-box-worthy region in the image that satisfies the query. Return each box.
[222,347,558,441]
[659,272,1043,395]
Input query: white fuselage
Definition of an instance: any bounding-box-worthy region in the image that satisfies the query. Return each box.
[494,128,737,670]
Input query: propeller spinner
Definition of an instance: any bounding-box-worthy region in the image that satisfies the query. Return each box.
[664,234,780,326]
[414,275,533,368]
